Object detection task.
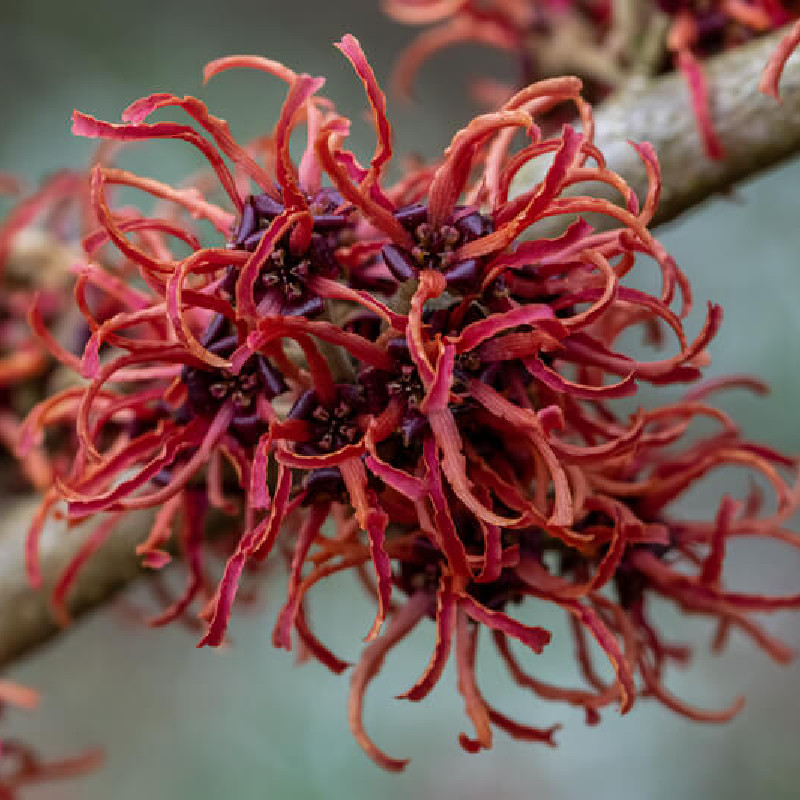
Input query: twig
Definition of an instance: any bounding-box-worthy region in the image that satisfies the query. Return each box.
[0,496,151,669]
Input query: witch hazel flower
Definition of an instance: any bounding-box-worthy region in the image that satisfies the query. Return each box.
[19,32,799,771]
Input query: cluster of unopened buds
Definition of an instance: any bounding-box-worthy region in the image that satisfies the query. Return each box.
[6,32,800,774]
[384,0,800,158]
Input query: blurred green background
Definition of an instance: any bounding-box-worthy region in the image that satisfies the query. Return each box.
[1,1,799,798]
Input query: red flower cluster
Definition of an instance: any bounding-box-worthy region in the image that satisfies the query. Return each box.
[0,681,101,798]
[0,170,96,493]
[384,0,800,158]
[19,34,800,770]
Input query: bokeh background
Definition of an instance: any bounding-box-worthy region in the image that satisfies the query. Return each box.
[1,1,799,798]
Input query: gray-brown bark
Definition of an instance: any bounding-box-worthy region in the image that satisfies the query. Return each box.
[0,498,150,669]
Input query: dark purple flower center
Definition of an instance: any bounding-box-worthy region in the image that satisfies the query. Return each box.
[228,189,350,317]
[233,188,351,249]
[254,240,328,317]
[182,353,284,437]
[181,320,287,444]
[382,204,493,292]
[386,364,425,409]
[289,386,364,456]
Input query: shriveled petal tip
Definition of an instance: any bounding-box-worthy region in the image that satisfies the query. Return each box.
[398,575,456,701]
[364,508,393,641]
[197,552,246,648]
[349,593,429,771]
[571,603,635,714]
[457,593,551,654]
[202,55,298,85]
[71,109,101,138]
[382,0,468,24]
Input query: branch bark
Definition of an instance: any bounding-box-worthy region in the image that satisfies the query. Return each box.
[0,497,151,669]
[3,26,800,670]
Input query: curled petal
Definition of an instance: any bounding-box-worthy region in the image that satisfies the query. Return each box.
[336,35,393,183]
[364,507,394,641]
[122,92,274,192]
[98,166,234,234]
[309,275,407,330]
[494,630,618,723]
[348,592,430,771]
[273,75,326,208]
[760,20,800,100]
[428,411,521,526]
[460,124,584,260]
[700,496,742,585]
[295,602,351,674]
[526,356,637,399]
[398,574,456,701]
[276,442,366,469]
[236,210,306,319]
[450,304,562,354]
[457,592,551,654]
[428,108,533,227]
[455,609,492,752]
[247,315,394,371]
[364,454,427,501]
[677,50,724,161]
[639,658,745,723]
[422,435,472,576]
[421,341,454,413]
[51,513,123,625]
[316,121,412,247]
[391,15,520,101]
[203,54,297,85]
[407,270,446,385]
[273,502,330,650]
[467,380,572,525]
[72,110,243,211]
